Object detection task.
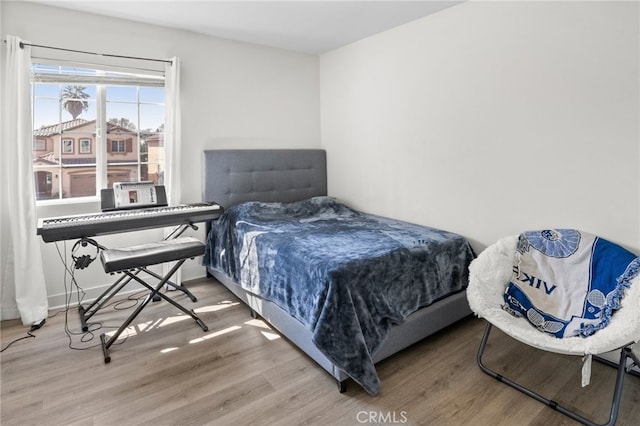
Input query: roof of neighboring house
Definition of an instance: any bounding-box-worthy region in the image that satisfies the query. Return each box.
[34,119,92,137]
[33,156,137,166]
[61,158,97,165]
[33,153,59,165]
[60,158,136,165]
[34,119,138,137]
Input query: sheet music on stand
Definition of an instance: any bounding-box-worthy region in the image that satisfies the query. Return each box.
[101,182,168,212]
[113,181,156,209]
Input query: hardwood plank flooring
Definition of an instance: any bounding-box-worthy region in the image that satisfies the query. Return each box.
[1,277,639,425]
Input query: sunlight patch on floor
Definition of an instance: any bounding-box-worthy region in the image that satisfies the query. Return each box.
[244,318,270,329]
[194,300,240,313]
[260,330,281,341]
[103,314,191,340]
[244,318,281,340]
[189,325,242,344]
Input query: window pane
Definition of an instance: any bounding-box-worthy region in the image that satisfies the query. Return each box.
[106,135,137,163]
[61,121,97,165]
[142,132,163,182]
[33,83,99,199]
[140,104,164,132]
[33,83,59,98]
[107,165,140,187]
[106,85,137,102]
[33,98,60,133]
[33,167,58,200]
[139,87,164,104]
[107,100,139,168]
[146,163,164,185]
[61,127,97,199]
[106,165,160,186]
[33,89,60,200]
[106,102,138,131]
[64,168,97,198]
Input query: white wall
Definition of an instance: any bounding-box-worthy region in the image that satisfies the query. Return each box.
[1,1,320,307]
[320,1,639,254]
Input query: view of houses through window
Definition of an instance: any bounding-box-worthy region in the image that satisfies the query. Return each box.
[32,64,166,201]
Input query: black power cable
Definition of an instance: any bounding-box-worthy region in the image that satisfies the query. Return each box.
[0,319,46,352]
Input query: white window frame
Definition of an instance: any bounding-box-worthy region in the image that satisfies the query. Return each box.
[32,63,166,205]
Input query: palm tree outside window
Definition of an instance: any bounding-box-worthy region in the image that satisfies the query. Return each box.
[62,85,90,119]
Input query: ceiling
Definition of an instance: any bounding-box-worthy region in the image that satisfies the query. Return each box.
[26,1,463,54]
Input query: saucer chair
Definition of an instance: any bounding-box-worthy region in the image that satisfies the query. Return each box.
[467,233,640,426]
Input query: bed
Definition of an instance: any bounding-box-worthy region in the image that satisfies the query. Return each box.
[202,149,474,395]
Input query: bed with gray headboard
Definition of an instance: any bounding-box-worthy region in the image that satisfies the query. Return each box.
[202,149,473,395]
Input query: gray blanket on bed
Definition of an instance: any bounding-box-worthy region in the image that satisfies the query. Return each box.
[203,197,474,395]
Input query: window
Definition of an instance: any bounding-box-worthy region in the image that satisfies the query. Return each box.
[79,138,91,154]
[110,139,126,153]
[62,138,74,154]
[34,139,46,151]
[31,64,166,201]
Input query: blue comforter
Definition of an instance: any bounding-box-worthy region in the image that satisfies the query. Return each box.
[203,197,474,395]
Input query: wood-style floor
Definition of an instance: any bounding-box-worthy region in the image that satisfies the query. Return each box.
[1,277,639,426]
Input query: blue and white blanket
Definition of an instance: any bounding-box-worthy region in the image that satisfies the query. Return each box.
[203,197,474,395]
[503,229,640,338]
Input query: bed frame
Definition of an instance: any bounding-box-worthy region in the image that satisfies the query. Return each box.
[202,149,472,392]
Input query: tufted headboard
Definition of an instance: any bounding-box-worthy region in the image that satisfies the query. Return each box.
[202,149,327,209]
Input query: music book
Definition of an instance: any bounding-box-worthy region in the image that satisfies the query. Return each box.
[101,182,168,212]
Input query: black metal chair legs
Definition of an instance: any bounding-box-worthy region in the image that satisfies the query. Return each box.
[477,323,636,426]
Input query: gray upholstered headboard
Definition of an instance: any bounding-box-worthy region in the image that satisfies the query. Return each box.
[202,149,327,208]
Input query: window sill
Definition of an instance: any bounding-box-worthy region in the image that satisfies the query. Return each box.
[36,196,102,218]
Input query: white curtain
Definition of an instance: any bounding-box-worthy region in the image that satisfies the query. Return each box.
[164,57,181,207]
[163,57,183,285]
[0,35,49,324]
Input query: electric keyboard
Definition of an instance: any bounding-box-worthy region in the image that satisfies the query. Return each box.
[37,203,223,242]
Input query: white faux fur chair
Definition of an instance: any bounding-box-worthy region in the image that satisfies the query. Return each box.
[467,235,640,426]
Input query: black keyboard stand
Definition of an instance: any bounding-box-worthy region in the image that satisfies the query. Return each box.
[77,223,198,332]
[99,236,207,362]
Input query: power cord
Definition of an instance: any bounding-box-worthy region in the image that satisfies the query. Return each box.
[1,241,158,353]
[55,240,149,350]
[0,319,46,353]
